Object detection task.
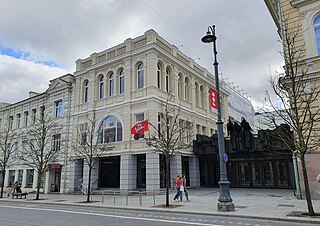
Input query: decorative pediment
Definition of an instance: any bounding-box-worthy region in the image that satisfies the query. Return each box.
[46,80,66,92]
[46,74,75,93]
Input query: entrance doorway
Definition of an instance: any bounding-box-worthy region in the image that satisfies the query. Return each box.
[181,156,190,186]
[50,164,61,192]
[137,154,146,189]
[99,156,120,188]
[199,155,219,186]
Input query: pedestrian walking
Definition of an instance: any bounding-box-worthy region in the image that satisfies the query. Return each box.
[7,181,19,196]
[173,174,182,202]
[182,174,189,201]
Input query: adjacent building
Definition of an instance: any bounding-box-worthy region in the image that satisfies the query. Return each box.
[265,0,320,198]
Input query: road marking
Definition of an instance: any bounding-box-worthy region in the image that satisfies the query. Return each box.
[0,205,222,226]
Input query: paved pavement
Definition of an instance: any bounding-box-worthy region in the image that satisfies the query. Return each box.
[1,187,320,224]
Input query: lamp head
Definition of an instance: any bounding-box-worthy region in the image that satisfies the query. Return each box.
[201,26,216,43]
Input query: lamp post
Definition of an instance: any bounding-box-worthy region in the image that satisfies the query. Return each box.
[201,25,234,211]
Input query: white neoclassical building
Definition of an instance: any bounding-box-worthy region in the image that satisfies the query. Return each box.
[68,29,230,192]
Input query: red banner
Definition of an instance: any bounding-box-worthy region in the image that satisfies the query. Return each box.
[131,120,149,134]
[209,88,218,113]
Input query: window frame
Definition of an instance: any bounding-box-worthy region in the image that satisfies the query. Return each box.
[137,63,144,89]
[83,80,89,103]
[165,67,170,92]
[119,69,124,95]
[55,100,63,118]
[108,73,114,97]
[99,75,105,99]
[98,116,123,144]
[314,14,320,55]
[157,63,162,89]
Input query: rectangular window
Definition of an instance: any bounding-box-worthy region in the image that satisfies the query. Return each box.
[9,116,13,129]
[55,100,63,117]
[179,120,184,142]
[40,106,45,119]
[135,114,144,138]
[109,78,114,96]
[16,114,21,128]
[80,123,88,145]
[158,114,161,138]
[12,142,18,158]
[202,126,206,135]
[18,170,23,184]
[196,124,200,134]
[135,113,144,122]
[8,170,15,186]
[24,111,28,126]
[119,75,124,94]
[186,121,191,143]
[32,109,37,124]
[52,133,61,152]
[26,169,34,188]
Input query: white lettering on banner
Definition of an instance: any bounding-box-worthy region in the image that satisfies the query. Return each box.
[210,88,218,113]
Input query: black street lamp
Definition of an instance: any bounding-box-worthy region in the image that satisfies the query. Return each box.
[201,25,235,211]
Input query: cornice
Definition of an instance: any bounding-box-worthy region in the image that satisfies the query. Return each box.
[290,0,318,8]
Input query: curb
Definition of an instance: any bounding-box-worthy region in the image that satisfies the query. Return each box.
[1,198,320,224]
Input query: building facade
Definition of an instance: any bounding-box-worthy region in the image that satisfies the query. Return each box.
[0,30,253,194]
[0,74,75,194]
[265,0,320,198]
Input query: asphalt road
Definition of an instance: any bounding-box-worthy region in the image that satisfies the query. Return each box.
[0,201,316,226]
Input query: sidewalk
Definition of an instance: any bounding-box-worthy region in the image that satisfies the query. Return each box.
[1,187,320,224]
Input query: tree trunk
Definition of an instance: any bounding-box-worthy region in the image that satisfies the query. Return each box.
[0,167,6,198]
[165,157,170,207]
[300,154,315,216]
[87,166,92,202]
[36,172,42,200]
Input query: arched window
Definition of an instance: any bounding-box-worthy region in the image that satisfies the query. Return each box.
[119,69,124,94]
[195,82,199,106]
[157,63,162,89]
[137,63,144,89]
[200,85,205,107]
[83,80,89,103]
[108,73,114,96]
[178,74,182,98]
[98,116,123,143]
[99,76,104,99]
[165,67,170,93]
[184,77,189,100]
[314,14,320,55]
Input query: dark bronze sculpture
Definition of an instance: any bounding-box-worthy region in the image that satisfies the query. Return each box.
[240,117,253,151]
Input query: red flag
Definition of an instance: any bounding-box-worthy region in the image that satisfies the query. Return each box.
[131,120,149,134]
[209,88,218,113]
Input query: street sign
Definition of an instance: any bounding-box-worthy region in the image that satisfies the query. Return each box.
[223,153,229,162]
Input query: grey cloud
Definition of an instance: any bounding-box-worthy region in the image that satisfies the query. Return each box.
[0,0,283,108]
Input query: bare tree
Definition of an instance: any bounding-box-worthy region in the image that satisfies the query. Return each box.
[18,107,61,200]
[72,111,112,202]
[146,93,194,207]
[0,121,17,198]
[263,16,320,216]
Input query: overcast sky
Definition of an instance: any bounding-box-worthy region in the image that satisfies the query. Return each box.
[0,0,283,109]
